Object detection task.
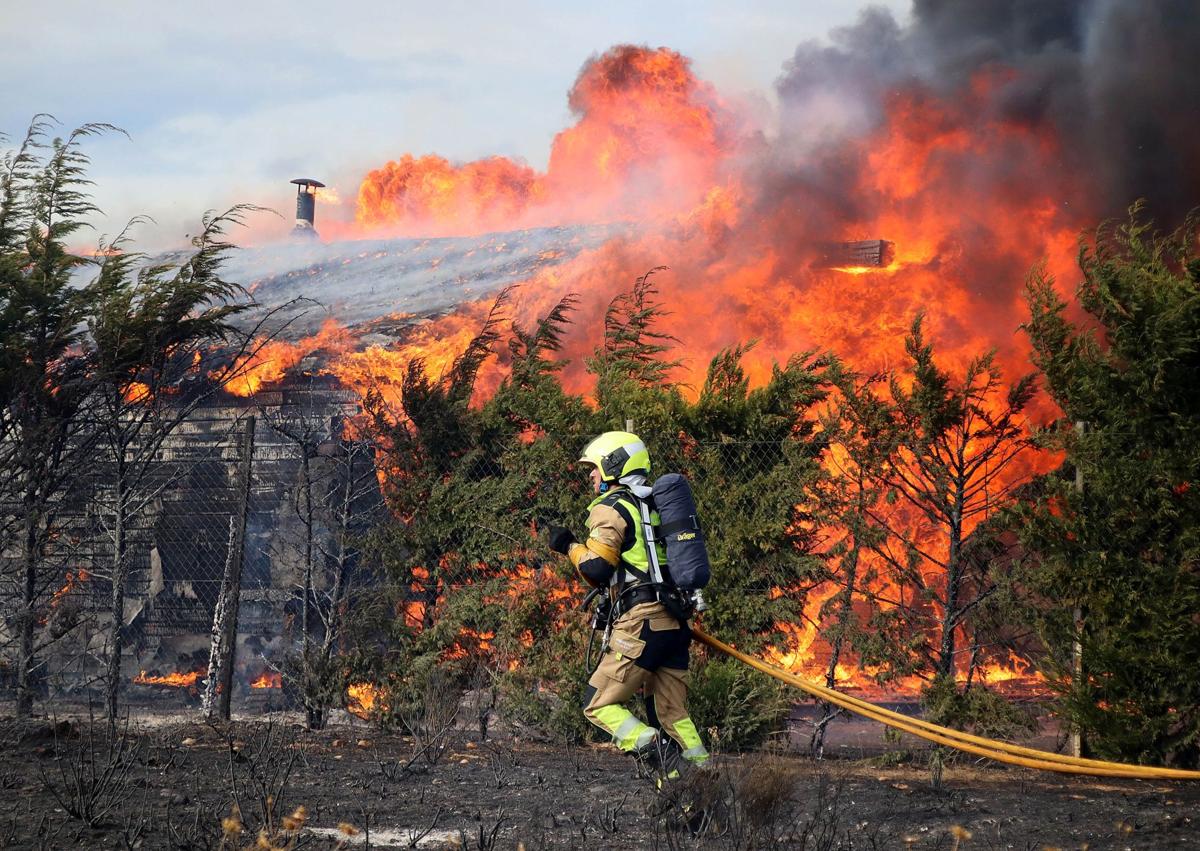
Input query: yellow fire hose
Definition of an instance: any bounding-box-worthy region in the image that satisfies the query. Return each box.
[691,625,1200,780]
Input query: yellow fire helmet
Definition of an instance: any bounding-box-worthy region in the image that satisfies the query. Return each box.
[578,431,651,483]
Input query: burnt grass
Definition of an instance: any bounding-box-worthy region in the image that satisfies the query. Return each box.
[1,714,1198,850]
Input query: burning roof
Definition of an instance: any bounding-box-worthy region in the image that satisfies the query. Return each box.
[204,6,1196,402]
[222,224,624,343]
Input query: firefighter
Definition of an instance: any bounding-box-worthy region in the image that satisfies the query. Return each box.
[545,431,710,778]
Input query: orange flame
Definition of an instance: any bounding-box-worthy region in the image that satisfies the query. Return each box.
[222,318,356,397]
[347,682,385,719]
[336,50,1084,420]
[355,46,736,237]
[134,669,205,688]
[445,628,495,660]
[357,155,541,236]
[122,382,151,403]
[233,47,1098,693]
[249,671,282,689]
[49,569,89,609]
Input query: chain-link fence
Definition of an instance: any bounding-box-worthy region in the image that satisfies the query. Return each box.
[1,378,1027,721]
[0,408,246,708]
[363,423,841,672]
[348,415,1033,715]
[0,374,384,717]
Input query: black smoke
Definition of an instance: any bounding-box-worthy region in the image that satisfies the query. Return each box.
[777,0,1200,223]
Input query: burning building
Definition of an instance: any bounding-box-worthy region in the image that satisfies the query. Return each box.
[217,6,1197,694]
[8,1,1195,708]
[0,367,380,709]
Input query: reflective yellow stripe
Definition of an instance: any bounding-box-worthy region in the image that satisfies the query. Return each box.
[592,705,655,752]
[613,716,642,741]
[671,717,710,763]
[615,495,650,574]
[586,538,620,565]
[569,539,620,569]
[591,704,628,737]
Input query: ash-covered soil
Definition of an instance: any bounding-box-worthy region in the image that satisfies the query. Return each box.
[1,714,1197,850]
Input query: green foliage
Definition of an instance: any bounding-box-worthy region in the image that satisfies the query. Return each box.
[358,269,835,748]
[673,350,831,648]
[807,366,912,692]
[1,119,114,443]
[89,207,250,402]
[686,656,792,751]
[1017,203,1200,765]
[588,266,681,400]
[921,675,1038,742]
[498,620,599,744]
[870,725,912,767]
[883,314,1037,678]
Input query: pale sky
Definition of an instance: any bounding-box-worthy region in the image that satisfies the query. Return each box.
[1,0,911,250]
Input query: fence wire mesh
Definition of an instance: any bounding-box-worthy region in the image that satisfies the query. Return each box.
[1,375,1017,720]
[0,374,385,714]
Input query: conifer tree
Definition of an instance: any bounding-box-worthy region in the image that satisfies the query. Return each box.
[806,365,908,755]
[588,266,680,401]
[1018,205,1200,764]
[681,344,831,647]
[876,315,1036,682]
[0,119,116,716]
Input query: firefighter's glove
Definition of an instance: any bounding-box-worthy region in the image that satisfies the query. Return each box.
[546,525,577,555]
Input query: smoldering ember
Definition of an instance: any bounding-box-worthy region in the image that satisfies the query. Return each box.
[2,2,1200,849]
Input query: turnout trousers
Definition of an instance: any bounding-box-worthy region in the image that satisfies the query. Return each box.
[582,601,710,765]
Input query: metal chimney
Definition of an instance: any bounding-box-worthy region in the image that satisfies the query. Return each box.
[290,178,325,238]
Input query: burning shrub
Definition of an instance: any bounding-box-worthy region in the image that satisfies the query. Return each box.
[348,273,845,750]
[348,267,1050,752]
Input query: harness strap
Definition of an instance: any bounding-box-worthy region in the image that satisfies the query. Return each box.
[659,515,700,537]
[614,583,663,616]
[601,493,653,589]
[632,495,666,586]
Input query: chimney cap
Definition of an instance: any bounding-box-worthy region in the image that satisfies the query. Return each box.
[290,178,326,188]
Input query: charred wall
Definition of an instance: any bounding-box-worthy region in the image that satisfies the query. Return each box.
[0,371,383,711]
